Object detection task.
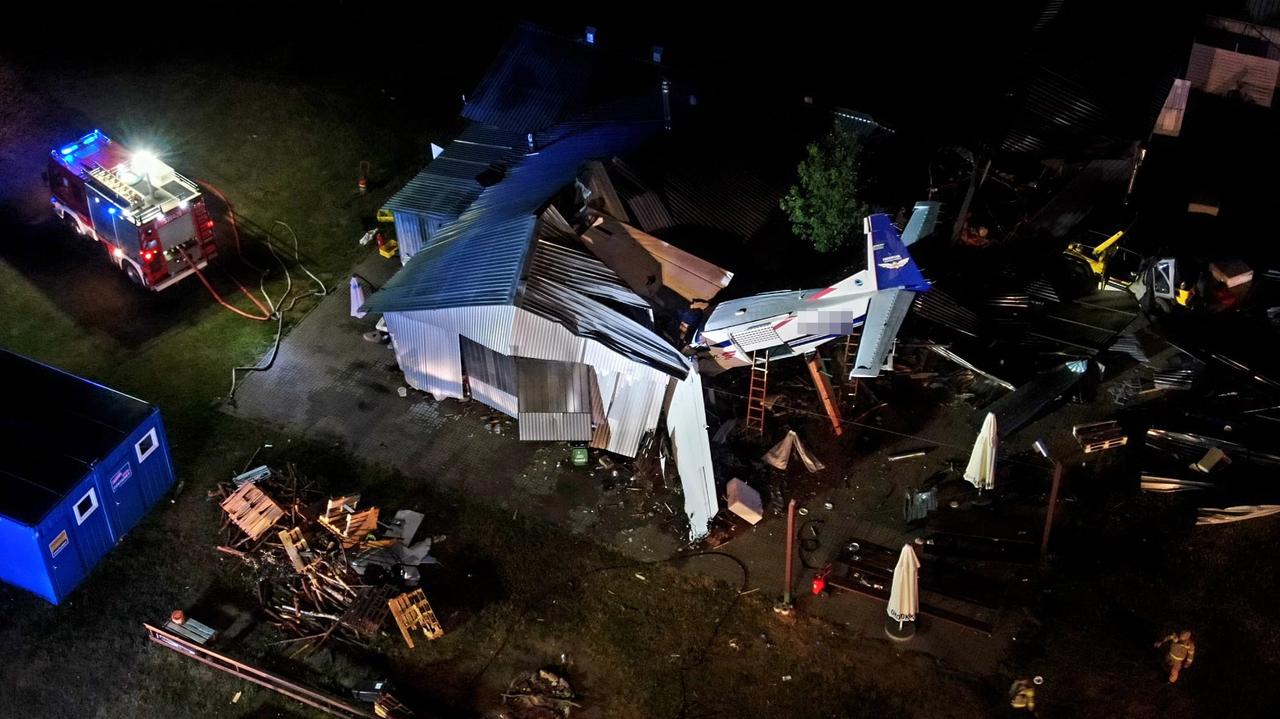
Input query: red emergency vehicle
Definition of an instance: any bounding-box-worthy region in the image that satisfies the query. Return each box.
[47,130,218,290]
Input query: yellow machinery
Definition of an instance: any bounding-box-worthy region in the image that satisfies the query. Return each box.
[1064,230,1124,286]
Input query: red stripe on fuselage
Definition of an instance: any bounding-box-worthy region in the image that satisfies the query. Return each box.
[806,286,836,302]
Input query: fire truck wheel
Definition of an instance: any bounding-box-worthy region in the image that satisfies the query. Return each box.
[123,262,145,287]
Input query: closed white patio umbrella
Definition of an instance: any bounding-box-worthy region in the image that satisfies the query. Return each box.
[964,412,998,491]
[887,544,920,631]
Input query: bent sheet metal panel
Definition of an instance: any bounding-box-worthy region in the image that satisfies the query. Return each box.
[666,360,717,539]
[385,313,464,400]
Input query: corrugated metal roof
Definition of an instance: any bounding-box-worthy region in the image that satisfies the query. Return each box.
[367,120,658,315]
[522,275,689,378]
[1001,67,1106,155]
[383,126,520,218]
[372,215,539,311]
[462,23,666,134]
[529,237,649,308]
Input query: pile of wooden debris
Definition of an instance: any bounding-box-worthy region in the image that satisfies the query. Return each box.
[210,464,443,656]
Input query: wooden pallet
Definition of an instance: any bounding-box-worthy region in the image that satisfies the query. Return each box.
[221,483,285,542]
[319,495,381,548]
[388,589,443,649]
[341,585,395,639]
[1072,420,1129,453]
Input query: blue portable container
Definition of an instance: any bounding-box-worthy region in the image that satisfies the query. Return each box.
[0,348,177,604]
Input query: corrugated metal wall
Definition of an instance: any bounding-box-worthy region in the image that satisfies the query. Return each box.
[394,212,429,264]
[590,368,668,456]
[665,360,717,539]
[1188,43,1279,107]
[385,312,464,399]
[388,305,674,456]
[461,337,518,417]
[517,412,592,442]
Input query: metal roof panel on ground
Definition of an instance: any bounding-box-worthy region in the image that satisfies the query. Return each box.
[1029,290,1139,354]
[984,360,1089,437]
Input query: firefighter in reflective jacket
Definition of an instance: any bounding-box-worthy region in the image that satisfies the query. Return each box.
[1155,630,1196,683]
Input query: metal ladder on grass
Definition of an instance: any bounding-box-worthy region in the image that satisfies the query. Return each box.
[745,351,769,436]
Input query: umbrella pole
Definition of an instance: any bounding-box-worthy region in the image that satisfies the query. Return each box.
[783,499,797,607]
[1040,461,1064,558]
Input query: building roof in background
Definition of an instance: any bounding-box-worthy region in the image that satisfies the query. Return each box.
[462,23,668,135]
[0,350,155,525]
[604,156,781,240]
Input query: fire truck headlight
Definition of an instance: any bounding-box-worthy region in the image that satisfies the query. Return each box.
[112,248,124,259]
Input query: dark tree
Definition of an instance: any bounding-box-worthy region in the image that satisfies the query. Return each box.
[781,122,870,253]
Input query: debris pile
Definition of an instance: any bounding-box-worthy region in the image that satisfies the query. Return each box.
[501,669,579,718]
[211,465,444,655]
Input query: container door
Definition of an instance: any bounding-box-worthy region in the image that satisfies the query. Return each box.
[66,480,115,568]
[129,419,175,508]
[100,448,146,535]
[39,513,87,602]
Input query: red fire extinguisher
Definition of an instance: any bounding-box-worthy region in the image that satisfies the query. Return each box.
[812,565,832,596]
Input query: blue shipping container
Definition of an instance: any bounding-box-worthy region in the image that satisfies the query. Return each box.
[0,348,177,604]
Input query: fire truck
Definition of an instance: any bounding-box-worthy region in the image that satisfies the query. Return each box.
[47,130,218,290]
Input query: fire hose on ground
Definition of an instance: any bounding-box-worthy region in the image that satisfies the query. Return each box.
[194,180,329,402]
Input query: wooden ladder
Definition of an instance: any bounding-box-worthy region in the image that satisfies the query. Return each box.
[745,351,769,436]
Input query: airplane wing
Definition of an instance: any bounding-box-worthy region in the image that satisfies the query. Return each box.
[850,288,915,377]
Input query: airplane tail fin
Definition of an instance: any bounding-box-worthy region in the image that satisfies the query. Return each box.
[865,205,933,293]
[806,203,935,303]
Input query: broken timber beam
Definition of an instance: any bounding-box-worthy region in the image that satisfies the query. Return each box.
[806,350,844,436]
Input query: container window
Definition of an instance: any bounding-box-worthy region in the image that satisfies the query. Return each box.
[135,427,159,463]
[74,488,99,525]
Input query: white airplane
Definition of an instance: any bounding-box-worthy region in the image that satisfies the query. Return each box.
[694,202,938,377]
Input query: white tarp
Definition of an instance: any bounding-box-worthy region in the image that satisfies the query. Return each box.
[964,412,998,491]
[887,544,920,628]
[763,430,825,472]
[350,275,373,318]
[666,360,718,539]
